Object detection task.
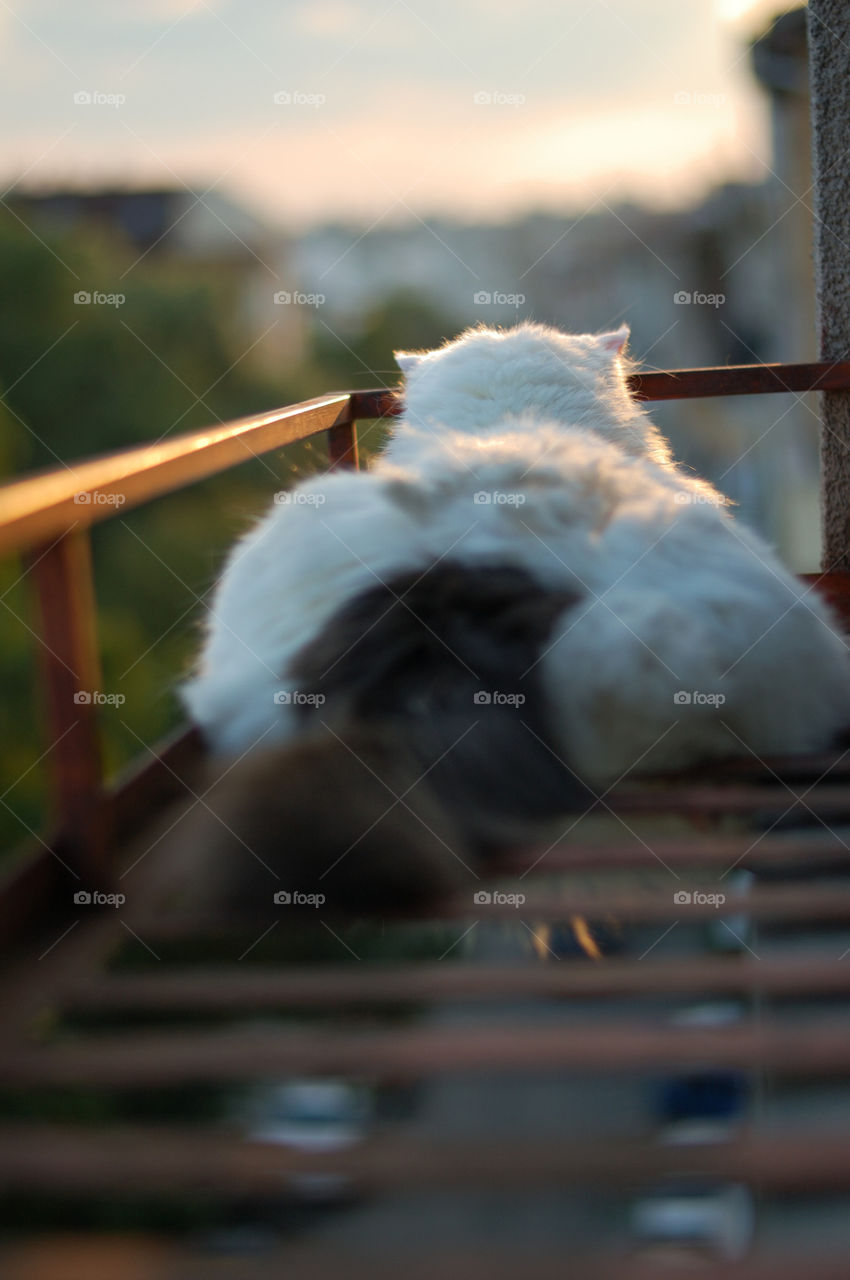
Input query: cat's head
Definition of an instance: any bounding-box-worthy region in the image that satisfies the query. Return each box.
[393,322,670,464]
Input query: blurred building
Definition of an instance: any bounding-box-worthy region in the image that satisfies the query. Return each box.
[7,12,818,564]
[751,6,813,364]
[290,8,820,567]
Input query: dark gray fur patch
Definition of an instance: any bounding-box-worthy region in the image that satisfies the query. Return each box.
[288,561,592,848]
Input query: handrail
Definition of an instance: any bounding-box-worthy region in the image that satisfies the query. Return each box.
[627,359,850,401]
[3,360,850,559]
[0,390,369,880]
[0,392,359,558]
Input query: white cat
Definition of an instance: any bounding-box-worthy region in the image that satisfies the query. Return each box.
[183,322,850,785]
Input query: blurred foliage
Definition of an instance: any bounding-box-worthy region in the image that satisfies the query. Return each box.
[0,211,453,853]
[311,287,452,389]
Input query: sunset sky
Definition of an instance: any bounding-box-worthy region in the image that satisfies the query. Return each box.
[1,0,799,228]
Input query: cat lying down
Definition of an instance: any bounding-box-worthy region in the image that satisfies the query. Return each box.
[177,323,850,915]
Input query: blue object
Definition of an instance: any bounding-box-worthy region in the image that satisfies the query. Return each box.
[653,1071,750,1122]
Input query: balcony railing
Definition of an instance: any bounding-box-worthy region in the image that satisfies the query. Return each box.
[3,359,850,1276]
[3,360,850,895]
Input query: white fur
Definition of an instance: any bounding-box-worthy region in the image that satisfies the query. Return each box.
[181,322,850,780]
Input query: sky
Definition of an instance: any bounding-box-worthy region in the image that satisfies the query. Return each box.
[0,0,800,229]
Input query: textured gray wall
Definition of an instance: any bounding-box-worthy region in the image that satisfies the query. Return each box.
[809,0,850,569]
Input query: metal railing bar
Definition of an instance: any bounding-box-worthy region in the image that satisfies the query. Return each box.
[63,953,850,1013]
[0,392,355,557]
[5,1018,850,1086]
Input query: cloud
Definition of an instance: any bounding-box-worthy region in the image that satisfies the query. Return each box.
[6,76,767,231]
[0,0,773,227]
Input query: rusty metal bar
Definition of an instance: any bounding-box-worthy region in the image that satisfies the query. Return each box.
[0,393,355,557]
[629,360,850,402]
[6,1018,850,1087]
[0,728,204,959]
[0,1242,847,1280]
[350,361,850,419]
[3,1126,850,1196]
[452,881,850,923]
[105,725,204,843]
[608,782,850,818]
[683,745,850,782]
[326,420,360,470]
[62,953,850,1015]
[800,570,850,622]
[348,387,401,419]
[131,882,850,932]
[26,530,107,884]
[504,831,850,874]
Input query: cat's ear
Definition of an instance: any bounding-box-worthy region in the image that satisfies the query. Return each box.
[597,325,630,356]
[394,350,425,376]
